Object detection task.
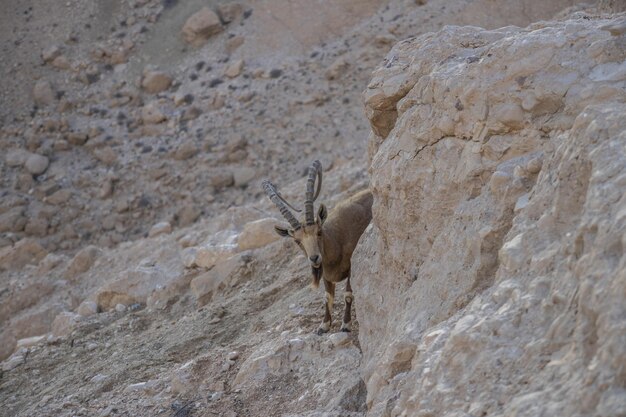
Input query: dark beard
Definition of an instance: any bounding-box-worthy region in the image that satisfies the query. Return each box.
[311,265,322,288]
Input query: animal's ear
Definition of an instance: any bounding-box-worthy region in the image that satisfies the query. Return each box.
[274,225,293,237]
[317,204,327,224]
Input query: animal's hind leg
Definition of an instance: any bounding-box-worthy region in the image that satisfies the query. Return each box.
[317,280,335,335]
[341,276,353,332]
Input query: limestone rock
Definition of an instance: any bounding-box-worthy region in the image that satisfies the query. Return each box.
[356,17,626,417]
[25,154,50,175]
[141,70,172,94]
[237,218,280,251]
[5,149,29,167]
[0,207,27,233]
[51,312,81,337]
[33,80,55,106]
[0,238,47,271]
[190,254,244,305]
[216,3,243,23]
[141,102,166,124]
[173,141,198,160]
[42,45,62,63]
[224,59,244,78]
[181,7,223,46]
[77,300,99,317]
[65,245,101,280]
[148,221,172,237]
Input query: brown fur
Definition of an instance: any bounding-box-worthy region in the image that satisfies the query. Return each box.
[274,189,373,333]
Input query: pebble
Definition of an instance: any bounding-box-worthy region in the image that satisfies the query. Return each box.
[25,154,50,175]
[227,351,239,360]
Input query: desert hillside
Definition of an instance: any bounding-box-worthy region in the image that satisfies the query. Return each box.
[1,1,625,416]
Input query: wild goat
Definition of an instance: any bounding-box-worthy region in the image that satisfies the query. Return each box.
[263,160,373,334]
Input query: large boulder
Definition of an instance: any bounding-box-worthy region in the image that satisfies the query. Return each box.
[356,16,626,417]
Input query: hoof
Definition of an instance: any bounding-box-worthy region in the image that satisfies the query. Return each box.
[316,327,329,336]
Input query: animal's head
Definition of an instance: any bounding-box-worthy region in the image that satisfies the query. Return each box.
[263,160,327,288]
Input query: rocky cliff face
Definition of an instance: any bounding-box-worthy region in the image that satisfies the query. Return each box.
[357,13,626,417]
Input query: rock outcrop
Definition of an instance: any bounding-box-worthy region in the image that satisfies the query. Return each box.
[356,14,626,417]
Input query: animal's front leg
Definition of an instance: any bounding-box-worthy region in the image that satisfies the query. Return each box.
[317,280,335,335]
[341,276,353,332]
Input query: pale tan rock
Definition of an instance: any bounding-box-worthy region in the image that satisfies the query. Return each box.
[356,18,626,417]
[141,102,166,124]
[45,189,72,205]
[181,7,223,46]
[77,300,98,317]
[42,45,62,63]
[224,59,244,78]
[0,207,27,233]
[325,57,349,80]
[93,146,117,165]
[190,254,242,305]
[237,218,280,251]
[65,245,101,280]
[148,221,172,237]
[0,238,47,271]
[33,80,55,106]
[51,312,81,337]
[216,2,243,23]
[173,141,198,160]
[5,149,29,167]
[141,70,172,94]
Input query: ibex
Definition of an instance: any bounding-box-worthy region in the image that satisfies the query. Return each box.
[263,160,373,334]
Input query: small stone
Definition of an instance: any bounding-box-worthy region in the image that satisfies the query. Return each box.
[5,149,29,167]
[51,312,81,337]
[46,189,72,205]
[224,59,244,78]
[91,374,109,383]
[142,102,166,124]
[77,300,99,317]
[210,391,224,401]
[228,351,240,360]
[210,172,234,189]
[181,7,223,46]
[149,221,172,237]
[67,132,88,146]
[173,142,198,160]
[51,55,71,70]
[226,36,245,53]
[16,335,46,349]
[325,57,349,80]
[232,166,255,187]
[93,146,117,165]
[42,45,62,63]
[177,205,201,227]
[65,245,101,280]
[209,381,225,392]
[33,80,55,106]
[526,157,543,174]
[24,217,49,236]
[115,303,127,312]
[141,70,173,94]
[329,332,350,347]
[216,3,243,23]
[25,154,50,175]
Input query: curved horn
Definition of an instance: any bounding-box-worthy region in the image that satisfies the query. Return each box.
[304,160,322,225]
[263,180,302,230]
